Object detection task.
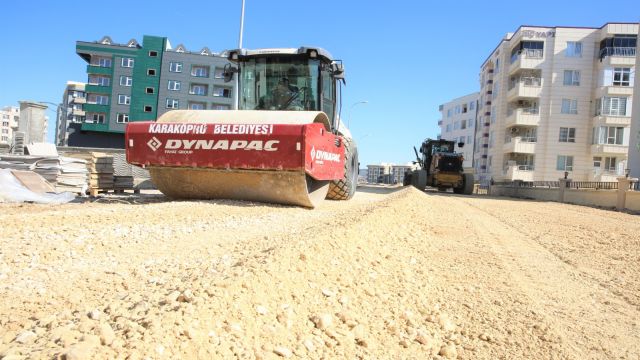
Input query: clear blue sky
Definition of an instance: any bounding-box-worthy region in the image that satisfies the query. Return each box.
[0,0,638,166]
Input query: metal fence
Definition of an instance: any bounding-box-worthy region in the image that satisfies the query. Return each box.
[492,180,621,190]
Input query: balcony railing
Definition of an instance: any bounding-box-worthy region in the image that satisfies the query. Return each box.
[510,49,544,64]
[599,47,636,59]
[507,107,539,116]
[509,77,541,89]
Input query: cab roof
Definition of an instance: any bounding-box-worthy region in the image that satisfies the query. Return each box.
[226,47,335,63]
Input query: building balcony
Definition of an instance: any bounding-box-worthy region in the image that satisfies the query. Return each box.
[72,97,87,104]
[71,109,86,116]
[509,50,544,74]
[505,108,540,127]
[595,85,634,98]
[83,103,109,113]
[591,144,628,155]
[504,165,535,181]
[506,78,542,101]
[599,47,636,66]
[503,137,537,154]
[592,115,631,126]
[592,170,626,182]
[86,65,112,75]
[437,120,443,126]
[85,84,111,94]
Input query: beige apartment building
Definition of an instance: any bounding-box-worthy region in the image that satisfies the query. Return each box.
[55,81,87,146]
[0,106,20,149]
[476,23,637,184]
[367,163,415,184]
[438,92,479,168]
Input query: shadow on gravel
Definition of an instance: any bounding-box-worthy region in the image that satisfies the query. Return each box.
[356,185,406,195]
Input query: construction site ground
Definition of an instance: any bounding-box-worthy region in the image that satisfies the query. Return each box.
[1,185,639,359]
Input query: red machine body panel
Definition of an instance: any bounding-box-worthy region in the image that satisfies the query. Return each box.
[125,122,344,181]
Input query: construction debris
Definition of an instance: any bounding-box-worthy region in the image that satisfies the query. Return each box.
[0,169,74,204]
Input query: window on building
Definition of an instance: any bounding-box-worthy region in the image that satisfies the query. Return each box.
[556,155,574,171]
[121,57,134,67]
[93,57,112,68]
[88,94,109,105]
[214,67,225,79]
[593,126,625,145]
[149,51,158,57]
[120,76,133,87]
[566,42,582,57]
[166,98,179,109]
[1,129,8,134]
[88,75,110,86]
[147,69,156,76]
[446,124,451,132]
[145,87,155,94]
[613,67,631,86]
[212,104,231,110]
[168,80,181,91]
[593,156,602,168]
[559,127,576,142]
[454,121,460,130]
[191,65,210,78]
[116,113,129,123]
[467,135,472,144]
[212,86,232,98]
[447,109,452,118]
[189,83,208,96]
[117,94,131,105]
[561,99,578,114]
[595,97,628,116]
[469,101,475,111]
[604,157,617,172]
[495,58,500,73]
[493,83,499,98]
[144,105,153,112]
[1,136,7,141]
[169,62,183,72]
[462,104,468,113]
[188,102,206,110]
[87,113,106,123]
[563,70,580,86]
[2,121,8,126]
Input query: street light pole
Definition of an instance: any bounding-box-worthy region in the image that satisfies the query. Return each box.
[234,0,246,110]
[39,101,65,145]
[348,100,368,128]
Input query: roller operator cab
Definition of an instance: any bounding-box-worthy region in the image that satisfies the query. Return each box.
[403,139,474,195]
[125,47,358,208]
[225,47,346,133]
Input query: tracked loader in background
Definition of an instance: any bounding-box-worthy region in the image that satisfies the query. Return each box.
[403,139,474,195]
[125,47,358,208]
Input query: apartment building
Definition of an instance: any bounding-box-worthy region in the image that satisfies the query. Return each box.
[438,92,478,168]
[55,81,86,146]
[630,26,640,179]
[0,106,20,152]
[367,164,391,183]
[68,35,234,148]
[367,163,415,184]
[477,23,637,184]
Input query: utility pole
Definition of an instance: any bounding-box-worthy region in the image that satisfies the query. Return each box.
[235,0,246,110]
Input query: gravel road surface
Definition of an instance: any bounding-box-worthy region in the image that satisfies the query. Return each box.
[0,186,638,359]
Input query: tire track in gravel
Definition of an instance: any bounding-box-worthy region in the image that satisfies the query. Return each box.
[434,193,640,359]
